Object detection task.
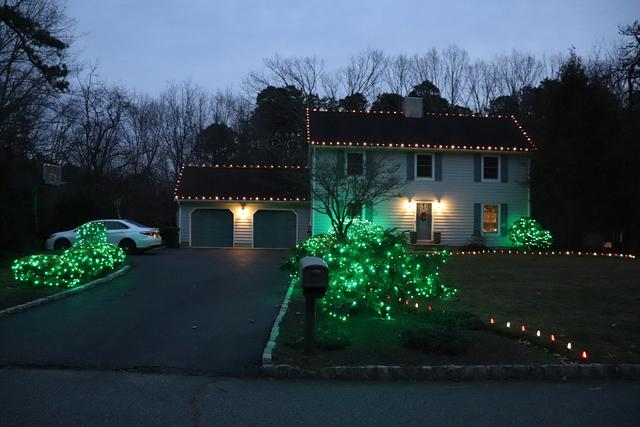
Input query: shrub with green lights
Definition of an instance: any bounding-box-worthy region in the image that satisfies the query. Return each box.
[285,220,457,321]
[12,222,126,288]
[508,217,553,250]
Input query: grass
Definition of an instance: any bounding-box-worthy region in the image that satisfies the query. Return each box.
[273,254,640,367]
[439,254,640,363]
[0,252,130,311]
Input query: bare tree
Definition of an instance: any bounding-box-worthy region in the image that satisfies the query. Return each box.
[441,45,469,108]
[68,70,128,179]
[123,94,162,176]
[496,50,544,95]
[618,20,640,108]
[311,154,400,239]
[157,80,211,180]
[384,54,414,95]
[339,48,387,98]
[244,55,324,102]
[412,49,444,91]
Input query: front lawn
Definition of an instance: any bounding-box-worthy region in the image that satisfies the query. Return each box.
[273,254,640,367]
[439,254,640,363]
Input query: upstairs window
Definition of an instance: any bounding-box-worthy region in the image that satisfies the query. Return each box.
[347,203,363,219]
[416,154,433,178]
[482,156,499,181]
[482,204,499,233]
[346,152,364,176]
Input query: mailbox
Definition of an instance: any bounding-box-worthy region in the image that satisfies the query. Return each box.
[299,256,329,297]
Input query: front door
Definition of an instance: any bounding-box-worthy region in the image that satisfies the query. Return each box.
[416,203,432,241]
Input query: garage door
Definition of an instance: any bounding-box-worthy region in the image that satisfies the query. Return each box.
[191,209,233,247]
[253,210,296,248]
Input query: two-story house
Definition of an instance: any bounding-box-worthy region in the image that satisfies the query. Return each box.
[174,97,535,248]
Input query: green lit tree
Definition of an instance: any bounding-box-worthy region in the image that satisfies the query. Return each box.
[286,220,457,321]
[508,217,553,250]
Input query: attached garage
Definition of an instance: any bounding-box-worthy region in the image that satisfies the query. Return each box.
[190,209,233,247]
[253,210,297,248]
[174,165,310,248]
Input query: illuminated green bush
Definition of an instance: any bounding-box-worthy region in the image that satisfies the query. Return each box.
[12,222,126,288]
[285,220,457,321]
[508,217,553,250]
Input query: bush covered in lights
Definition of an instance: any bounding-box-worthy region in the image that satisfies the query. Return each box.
[12,222,126,288]
[508,217,553,250]
[284,220,457,321]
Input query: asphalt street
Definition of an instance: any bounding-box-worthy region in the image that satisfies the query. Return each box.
[0,367,638,427]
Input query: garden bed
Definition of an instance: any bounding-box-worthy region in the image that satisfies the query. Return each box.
[0,250,130,311]
[272,254,640,368]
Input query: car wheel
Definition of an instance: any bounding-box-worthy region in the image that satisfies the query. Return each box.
[119,238,137,255]
[53,238,71,251]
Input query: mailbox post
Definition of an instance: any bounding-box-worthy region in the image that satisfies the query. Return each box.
[299,256,329,354]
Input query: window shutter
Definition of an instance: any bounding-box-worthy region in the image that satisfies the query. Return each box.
[406,152,415,180]
[474,154,481,182]
[500,204,509,235]
[500,155,509,183]
[473,203,482,235]
[365,202,373,221]
[336,151,344,177]
[366,151,375,178]
[434,153,443,181]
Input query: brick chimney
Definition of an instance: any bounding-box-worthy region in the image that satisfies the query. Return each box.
[402,97,423,118]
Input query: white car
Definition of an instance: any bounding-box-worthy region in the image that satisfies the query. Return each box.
[46,219,162,254]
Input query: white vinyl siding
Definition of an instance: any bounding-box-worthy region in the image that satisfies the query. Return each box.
[312,148,530,247]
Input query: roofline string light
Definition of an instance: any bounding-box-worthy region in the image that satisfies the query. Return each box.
[305,108,538,152]
[173,163,309,201]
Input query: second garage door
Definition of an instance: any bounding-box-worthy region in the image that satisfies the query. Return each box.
[253,210,297,248]
[191,209,233,247]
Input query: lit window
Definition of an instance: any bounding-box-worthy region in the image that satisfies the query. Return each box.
[416,154,433,178]
[482,205,498,233]
[346,153,364,176]
[483,156,499,180]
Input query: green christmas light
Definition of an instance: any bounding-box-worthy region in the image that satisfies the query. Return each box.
[285,219,457,321]
[508,217,553,250]
[12,222,126,288]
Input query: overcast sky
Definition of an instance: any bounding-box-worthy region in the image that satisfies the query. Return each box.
[66,0,639,95]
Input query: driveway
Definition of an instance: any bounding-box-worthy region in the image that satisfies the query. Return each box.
[0,248,291,376]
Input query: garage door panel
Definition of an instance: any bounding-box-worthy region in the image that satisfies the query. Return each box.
[191,209,233,247]
[253,210,296,248]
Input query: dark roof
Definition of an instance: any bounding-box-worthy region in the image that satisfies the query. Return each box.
[307,110,535,152]
[174,165,309,201]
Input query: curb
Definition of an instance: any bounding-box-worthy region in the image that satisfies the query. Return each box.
[260,363,640,381]
[0,265,131,319]
[262,281,295,365]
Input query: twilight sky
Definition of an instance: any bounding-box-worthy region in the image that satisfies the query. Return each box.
[66,0,639,94]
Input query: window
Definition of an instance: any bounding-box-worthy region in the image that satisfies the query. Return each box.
[346,152,364,176]
[102,221,129,230]
[482,156,499,180]
[482,205,498,233]
[347,203,363,219]
[416,154,433,178]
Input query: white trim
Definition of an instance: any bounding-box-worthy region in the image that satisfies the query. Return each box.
[414,153,434,180]
[177,201,182,241]
[252,209,299,248]
[414,201,434,241]
[481,203,500,235]
[481,155,501,182]
[345,151,366,176]
[189,207,235,248]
